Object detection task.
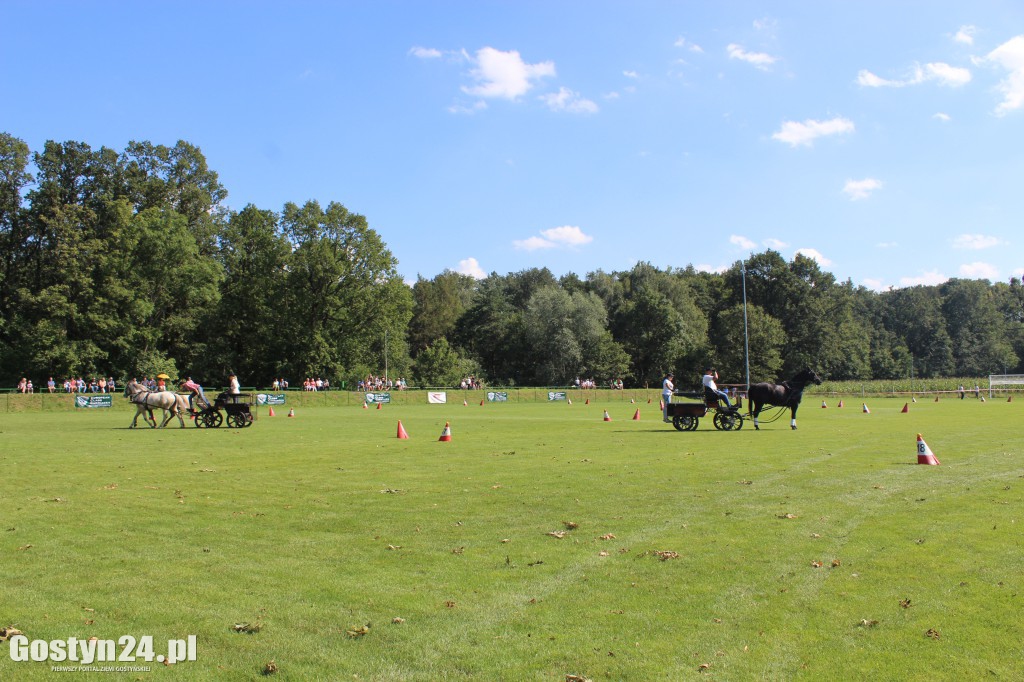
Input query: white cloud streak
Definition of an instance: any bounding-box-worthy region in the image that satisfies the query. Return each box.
[539,87,599,114]
[456,257,487,279]
[857,62,970,88]
[514,226,594,251]
[899,270,948,286]
[959,262,999,279]
[730,235,757,250]
[727,43,778,70]
[954,25,976,45]
[795,248,832,267]
[843,178,883,201]
[409,46,443,59]
[772,117,855,147]
[952,234,1003,250]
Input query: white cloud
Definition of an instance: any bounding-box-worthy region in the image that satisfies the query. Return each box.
[795,248,832,266]
[925,62,972,87]
[462,47,556,100]
[512,236,555,251]
[986,35,1024,115]
[899,270,947,286]
[540,225,593,246]
[857,62,970,88]
[447,100,488,115]
[730,235,757,250]
[409,46,443,59]
[876,241,899,248]
[862,278,888,291]
[959,262,1000,279]
[514,225,594,251]
[933,112,951,121]
[763,238,789,249]
[727,43,778,70]
[539,87,599,114]
[843,177,883,201]
[456,257,487,279]
[623,70,639,79]
[772,117,855,147]
[952,233,1004,250]
[695,263,728,274]
[674,37,704,53]
[954,25,977,45]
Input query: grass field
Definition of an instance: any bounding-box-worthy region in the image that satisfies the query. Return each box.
[1,396,1022,680]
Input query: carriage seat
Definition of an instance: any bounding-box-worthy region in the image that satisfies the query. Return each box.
[704,386,742,410]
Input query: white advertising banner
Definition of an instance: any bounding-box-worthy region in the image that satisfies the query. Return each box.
[427,391,448,404]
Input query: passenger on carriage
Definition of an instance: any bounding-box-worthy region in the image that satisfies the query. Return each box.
[702,367,734,410]
[181,376,207,413]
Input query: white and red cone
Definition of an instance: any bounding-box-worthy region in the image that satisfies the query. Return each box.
[916,433,940,465]
[862,403,870,414]
[438,421,452,442]
[603,410,611,422]
[287,408,295,418]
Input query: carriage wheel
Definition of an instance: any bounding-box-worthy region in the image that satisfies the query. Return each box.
[227,413,245,428]
[243,413,254,427]
[673,414,697,431]
[203,411,223,428]
[193,412,204,428]
[714,411,743,431]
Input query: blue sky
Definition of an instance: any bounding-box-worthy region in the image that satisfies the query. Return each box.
[4,1,1024,289]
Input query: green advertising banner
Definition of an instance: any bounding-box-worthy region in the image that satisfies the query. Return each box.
[256,393,287,406]
[547,391,567,401]
[366,392,391,404]
[486,392,508,402]
[75,395,113,408]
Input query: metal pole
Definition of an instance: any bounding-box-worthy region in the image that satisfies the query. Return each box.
[384,329,389,385]
[742,258,750,392]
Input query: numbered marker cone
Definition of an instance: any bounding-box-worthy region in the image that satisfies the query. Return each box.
[901,403,909,413]
[862,403,870,414]
[837,400,844,408]
[288,408,295,418]
[916,433,940,465]
[376,402,382,410]
[1008,395,1013,403]
[567,398,573,405]
[935,395,940,402]
[632,408,640,421]
[630,398,635,404]
[981,396,986,402]
[647,398,651,404]
[362,401,368,409]
[268,407,275,417]
[603,410,612,422]
[397,421,409,439]
[912,396,917,403]
[463,400,468,406]
[821,400,828,408]
[438,421,452,442]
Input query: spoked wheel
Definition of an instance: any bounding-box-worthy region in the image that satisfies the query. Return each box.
[202,411,223,428]
[227,412,250,428]
[673,414,698,431]
[713,411,744,431]
[243,413,254,427]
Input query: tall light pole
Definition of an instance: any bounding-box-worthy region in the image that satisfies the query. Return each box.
[384,329,389,385]
[741,258,751,392]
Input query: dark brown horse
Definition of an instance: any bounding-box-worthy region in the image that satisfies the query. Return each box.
[748,368,822,430]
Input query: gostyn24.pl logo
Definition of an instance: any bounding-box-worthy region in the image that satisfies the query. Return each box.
[9,634,197,665]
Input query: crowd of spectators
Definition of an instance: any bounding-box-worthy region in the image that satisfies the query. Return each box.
[16,376,118,394]
[357,375,407,391]
[302,377,330,391]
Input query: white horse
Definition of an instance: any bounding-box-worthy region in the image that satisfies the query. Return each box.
[124,380,192,428]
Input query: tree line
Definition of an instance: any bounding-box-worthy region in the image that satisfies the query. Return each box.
[2,133,1021,390]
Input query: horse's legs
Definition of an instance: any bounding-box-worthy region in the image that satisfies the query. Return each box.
[751,402,761,430]
[791,405,798,430]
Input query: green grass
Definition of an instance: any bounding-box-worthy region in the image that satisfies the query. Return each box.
[1,397,1022,680]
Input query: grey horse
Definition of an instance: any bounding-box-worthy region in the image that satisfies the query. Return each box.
[124,380,192,428]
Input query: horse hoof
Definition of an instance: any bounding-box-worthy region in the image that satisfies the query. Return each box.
[791,425,797,430]
[754,425,759,431]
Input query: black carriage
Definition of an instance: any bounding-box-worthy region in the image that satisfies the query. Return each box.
[193,392,254,428]
[666,389,745,431]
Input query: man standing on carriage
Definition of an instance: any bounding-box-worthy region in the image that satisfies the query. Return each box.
[661,372,674,423]
[702,366,735,410]
[181,376,208,414]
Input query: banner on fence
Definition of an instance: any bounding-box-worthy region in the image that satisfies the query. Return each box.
[256,393,287,405]
[487,391,508,402]
[366,392,391,404]
[75,395,112,408]
[428,392,447,404]
[547,391,567,402]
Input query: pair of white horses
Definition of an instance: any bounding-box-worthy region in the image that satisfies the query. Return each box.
[124,380,204,428]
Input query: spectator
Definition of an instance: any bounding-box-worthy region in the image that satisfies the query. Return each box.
[47,377,56,393]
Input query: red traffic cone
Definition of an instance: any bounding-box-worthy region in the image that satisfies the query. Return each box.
[916,433,940,465]
[647,398,651,404]
[837,400,844,408]
[362,401,368,409]
[480,399,484,406]
[287,408,295,418]
[585,398,590,405]
[463,400,468,406]
[438,421,452,442]
[1008,395,1013,403]
[934,395,940,402]
[862,403,870,414]
[268,407,276,417]
[901,403,909,413]
[632,408,640,421]
[376,402,382,410]
[602,410,611,422]
[821,400,828,409]
[397,420,409,439]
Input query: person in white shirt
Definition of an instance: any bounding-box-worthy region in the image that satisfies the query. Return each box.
[702,367,734,409]
[662,373,674,422]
